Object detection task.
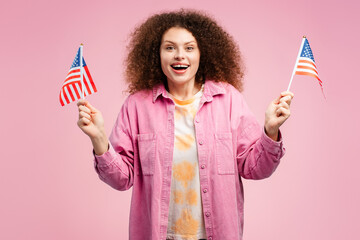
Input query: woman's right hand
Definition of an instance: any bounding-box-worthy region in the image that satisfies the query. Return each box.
[77,100,109,155]
[77,100,105,138]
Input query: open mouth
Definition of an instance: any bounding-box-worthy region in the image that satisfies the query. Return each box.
[171,64,189,70]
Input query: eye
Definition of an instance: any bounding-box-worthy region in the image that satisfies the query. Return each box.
[166,46,174,50]
[186,46,194,51]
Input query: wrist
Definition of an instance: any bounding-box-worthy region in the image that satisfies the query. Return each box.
[90,131,109,155]
[264,126,279,141]
[90,129,107,141]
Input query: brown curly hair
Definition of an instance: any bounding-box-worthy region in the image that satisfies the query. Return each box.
[125,9,245,93]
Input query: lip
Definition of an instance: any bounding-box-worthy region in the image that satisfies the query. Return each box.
[171,65,189,74]
[170,62,190,74]
[171,62,189,66]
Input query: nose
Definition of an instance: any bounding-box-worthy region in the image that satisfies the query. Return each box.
[174,48,185,60]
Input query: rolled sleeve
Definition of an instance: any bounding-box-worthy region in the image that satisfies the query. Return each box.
[93,143,119,167]
[260,128,285,158]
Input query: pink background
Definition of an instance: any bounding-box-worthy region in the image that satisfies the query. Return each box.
[1,0,359,239]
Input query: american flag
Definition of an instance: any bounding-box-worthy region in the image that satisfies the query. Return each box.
[59,47,97,106]
[295,38,323,89]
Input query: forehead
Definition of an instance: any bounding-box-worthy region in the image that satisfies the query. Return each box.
[161,27,197,43]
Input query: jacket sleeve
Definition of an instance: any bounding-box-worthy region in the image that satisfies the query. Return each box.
[234,92,286,180]
[93,98,135,190]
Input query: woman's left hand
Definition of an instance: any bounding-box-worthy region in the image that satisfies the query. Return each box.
[264,91,294,141]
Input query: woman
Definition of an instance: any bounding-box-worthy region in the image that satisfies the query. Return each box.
[77,9,293,240]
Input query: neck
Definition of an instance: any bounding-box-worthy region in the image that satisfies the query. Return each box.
[167,80,201,100]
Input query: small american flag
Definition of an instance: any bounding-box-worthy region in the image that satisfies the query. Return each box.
[295,38,323,90]
[59,46,97,106]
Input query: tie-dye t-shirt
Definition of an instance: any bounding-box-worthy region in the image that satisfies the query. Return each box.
[166,86,207,240]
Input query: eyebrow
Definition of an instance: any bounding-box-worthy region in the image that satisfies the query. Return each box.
[162,40,196,44]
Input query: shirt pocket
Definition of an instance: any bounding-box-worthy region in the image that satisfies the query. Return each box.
[215,132,235,175]
[137,133,156,176]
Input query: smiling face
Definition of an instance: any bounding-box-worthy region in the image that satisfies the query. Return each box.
[160,27,200,91]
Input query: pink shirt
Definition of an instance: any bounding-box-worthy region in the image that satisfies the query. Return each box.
[94,80,285,240]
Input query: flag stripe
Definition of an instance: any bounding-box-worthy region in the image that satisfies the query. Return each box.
[65,85,75,101]
[295,68,320,78]
[63,87,70,104]
[297,62,317,69]
[83,76,91,96]
[84,71,94,93]
[84,66,97,92]
[69,85,76,101]
[60,92,65,106]
[61,90,68,106]
[67,68,81,75]
[298,56,316,64]
[297,65,318,75]
[69,84,78,100]
[73,83,81,99]
[83,75,91,94]
[75,83,82,98]
[63,79,81,87]
[65,74,81,83]
[298,59,316,68]
[295,71,321,82]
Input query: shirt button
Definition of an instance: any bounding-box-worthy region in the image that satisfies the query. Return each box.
[195,118,200,123]
[209,237,213,240]
[199,140,204,145]
[201,164,205,169]
[203,188,208,193]
[205,212,211,217]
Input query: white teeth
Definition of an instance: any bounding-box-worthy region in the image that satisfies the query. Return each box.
[172,64,189,67]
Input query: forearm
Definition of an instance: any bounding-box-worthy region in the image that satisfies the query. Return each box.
[91,131,109,155]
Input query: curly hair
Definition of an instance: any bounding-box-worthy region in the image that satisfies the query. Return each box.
[125,9,245,93]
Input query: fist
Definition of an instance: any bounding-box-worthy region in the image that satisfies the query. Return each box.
[77,100,105,139]
[264,91,294,140]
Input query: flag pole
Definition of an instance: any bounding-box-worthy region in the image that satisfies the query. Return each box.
[287,36,306,91]
[79,43,85,99]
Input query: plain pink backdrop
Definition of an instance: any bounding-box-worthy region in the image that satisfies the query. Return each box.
[1,0,359,239]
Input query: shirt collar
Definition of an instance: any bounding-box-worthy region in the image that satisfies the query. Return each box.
[152,79,226,103]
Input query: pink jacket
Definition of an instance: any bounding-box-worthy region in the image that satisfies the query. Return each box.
[94,80,285,240]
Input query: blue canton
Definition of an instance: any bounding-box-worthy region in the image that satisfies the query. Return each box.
[70,48,87,69]
[300,39,315,62]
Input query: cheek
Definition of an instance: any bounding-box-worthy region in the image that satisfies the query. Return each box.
[160,62,168,77]
[196,57,200,67]
[192,54,200,69]
[193,52,200,66]
[160,54,170,77]
[159,54,167,70]
[160,52,170,66]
